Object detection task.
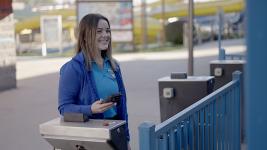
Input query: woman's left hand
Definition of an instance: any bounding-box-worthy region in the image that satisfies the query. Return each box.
[91,100,114,114]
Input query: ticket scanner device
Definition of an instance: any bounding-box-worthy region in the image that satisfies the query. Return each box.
[39,118,127,150]
[158,73,214,122]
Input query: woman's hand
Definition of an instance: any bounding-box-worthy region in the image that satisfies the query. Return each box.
[91,100,114,114]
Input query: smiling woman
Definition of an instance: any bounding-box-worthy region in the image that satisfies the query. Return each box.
[58,13,131,149]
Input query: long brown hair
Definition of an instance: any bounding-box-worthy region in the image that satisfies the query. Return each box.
[76,13,116,70]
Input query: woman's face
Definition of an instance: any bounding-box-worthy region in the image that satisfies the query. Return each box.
[96,19,111,51]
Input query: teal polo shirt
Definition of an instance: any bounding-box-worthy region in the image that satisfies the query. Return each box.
[92,58,118,118]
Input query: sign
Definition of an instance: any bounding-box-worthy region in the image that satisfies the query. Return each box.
[0,13,16,91]
[77,0,133,44]
[40,16,62,53]
[0,14,15,66]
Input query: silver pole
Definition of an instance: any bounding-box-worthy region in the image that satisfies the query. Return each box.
[161,0,166,47]
[217,8,225,60]
[141,0,147,50]
[188,0,194,75]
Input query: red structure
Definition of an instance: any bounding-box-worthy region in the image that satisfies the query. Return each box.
[0,0,12,20]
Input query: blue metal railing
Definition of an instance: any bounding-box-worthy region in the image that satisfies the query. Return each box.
[139,71,242,150]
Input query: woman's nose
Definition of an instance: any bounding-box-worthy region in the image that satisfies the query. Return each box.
[101,31,110,37]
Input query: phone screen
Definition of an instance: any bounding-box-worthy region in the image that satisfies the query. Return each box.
[101,93,121,104]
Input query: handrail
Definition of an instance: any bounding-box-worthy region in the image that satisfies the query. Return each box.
[139,71,242,150]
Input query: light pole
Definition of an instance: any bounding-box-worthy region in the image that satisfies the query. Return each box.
[161,0,166,47]
[188,0,194,75]
[141,0,148,50]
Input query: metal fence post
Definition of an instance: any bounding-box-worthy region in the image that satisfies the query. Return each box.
[138,122,156,150]
[219,48,226,60]
[233,71,242,150]
[232,71,242,83]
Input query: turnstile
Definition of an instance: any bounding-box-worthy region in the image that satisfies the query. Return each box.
[210,60,245,90]
[39,118,127,150]
[158,75,214,122]
[210,59,246,141]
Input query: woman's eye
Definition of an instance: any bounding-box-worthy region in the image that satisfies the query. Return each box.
[97,30,102,33]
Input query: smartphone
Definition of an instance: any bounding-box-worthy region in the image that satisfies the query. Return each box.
[101,93,122,104]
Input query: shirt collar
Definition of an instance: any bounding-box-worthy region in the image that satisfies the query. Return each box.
[90,57,109,63]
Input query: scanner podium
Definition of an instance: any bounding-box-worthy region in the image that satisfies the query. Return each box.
[39,118,127,150]
[158,75,214,122]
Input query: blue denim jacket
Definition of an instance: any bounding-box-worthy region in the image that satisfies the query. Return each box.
[58,52,130,141]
